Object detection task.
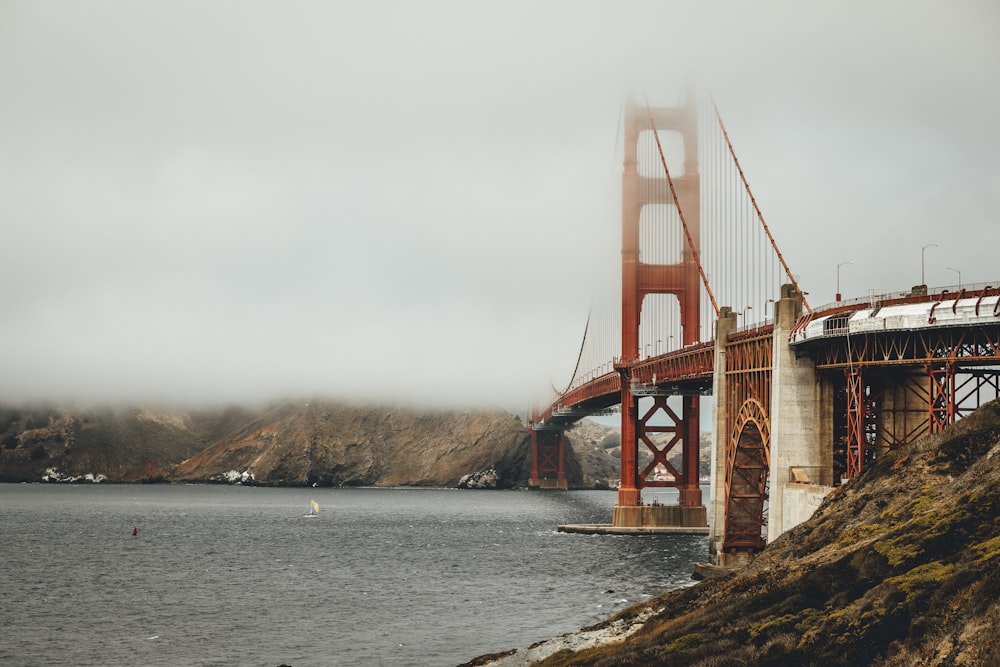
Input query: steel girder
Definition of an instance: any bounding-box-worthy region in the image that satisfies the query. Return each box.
[845,368,880,478]
[724,398,770,551]
[810,327,1000,370]
[722,331,773,553]
[528,429,565,486]
[632,396,699,501]
[810,324,999,479]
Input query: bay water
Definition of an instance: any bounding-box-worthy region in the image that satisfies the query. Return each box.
[0,484,707,666]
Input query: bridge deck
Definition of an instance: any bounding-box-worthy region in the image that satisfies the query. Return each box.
[533,286,1000,429]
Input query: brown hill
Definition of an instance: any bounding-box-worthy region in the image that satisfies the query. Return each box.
[471,399,1000,666]
[0,404,253,482]
[0,401,621,488]
[171,401,535,487]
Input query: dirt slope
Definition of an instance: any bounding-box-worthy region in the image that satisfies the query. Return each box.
[171,401,535,487]
[471,399,1000,666]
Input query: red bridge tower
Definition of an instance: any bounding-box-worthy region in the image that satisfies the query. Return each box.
[613,95,707,528]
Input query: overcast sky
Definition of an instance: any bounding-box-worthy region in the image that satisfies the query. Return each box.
[1,1,998,409]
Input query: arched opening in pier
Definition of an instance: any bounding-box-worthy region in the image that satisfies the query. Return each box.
[724,399,770,553]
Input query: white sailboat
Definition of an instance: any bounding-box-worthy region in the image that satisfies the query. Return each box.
[305,499,319,517]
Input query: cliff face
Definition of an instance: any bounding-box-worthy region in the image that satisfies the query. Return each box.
[171,401,535,488]
[0,401,622,489]
[0,404,254,482]
[476,399,1000,666]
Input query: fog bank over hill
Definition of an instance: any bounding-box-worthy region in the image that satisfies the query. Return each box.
[2,2,997,407]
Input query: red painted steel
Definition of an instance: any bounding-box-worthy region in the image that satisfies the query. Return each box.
[631,341,715,385]
[721,330,773,553]
[525,92,1000,555]
[630,396,701,503]
[528,429,565,487]
[617,96,703,509]
[845,368,880,478]
[928,364,956,434]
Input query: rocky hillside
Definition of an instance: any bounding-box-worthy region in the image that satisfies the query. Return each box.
[562,419,621,489]
[171,401,535,487]
[0,404,254,482]
[0,401,621,488]
[472,399,1000,666]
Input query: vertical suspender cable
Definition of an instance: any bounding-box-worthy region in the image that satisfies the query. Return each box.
[711,95,812,314]
[644,96,720,318]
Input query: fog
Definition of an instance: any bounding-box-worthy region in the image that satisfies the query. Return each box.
[1,1,997,409]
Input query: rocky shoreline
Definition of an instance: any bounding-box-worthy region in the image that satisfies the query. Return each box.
[460,400,1000,666]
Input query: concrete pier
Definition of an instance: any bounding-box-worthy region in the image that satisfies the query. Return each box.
[612,503,707,529]
[766,286,833,542]
[557,523,709,535]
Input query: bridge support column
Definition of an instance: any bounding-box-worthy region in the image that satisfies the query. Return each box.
[679,395,703,506]
[615,382,641,506]
[709,307,737,559]
[611,94,705,530]
[528,429,567,490]
[845,368,871,478]
[767,286,833,543]
[928,363,957,433]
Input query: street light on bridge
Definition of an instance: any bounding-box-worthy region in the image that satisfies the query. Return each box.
[836,261,853,302]
[921,243,938,286]
[947,267,961,287]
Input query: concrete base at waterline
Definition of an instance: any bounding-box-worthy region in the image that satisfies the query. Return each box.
[560,504,710,535]
[612,503,708,529]
[528,478,568,490]
[558,523,710,535]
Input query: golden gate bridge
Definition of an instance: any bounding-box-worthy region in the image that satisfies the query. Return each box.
[527,90,1000,564]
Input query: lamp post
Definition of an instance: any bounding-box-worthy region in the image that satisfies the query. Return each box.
[947,267,961,287]
[836,261,853,302]
[921,243,938,286]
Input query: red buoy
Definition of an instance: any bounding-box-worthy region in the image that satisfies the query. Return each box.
[132,527,138,536]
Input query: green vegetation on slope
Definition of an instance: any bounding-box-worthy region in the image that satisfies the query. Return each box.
[533,400,1000,666]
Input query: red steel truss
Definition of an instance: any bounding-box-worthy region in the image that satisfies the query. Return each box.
[811,324,1000,478]
[844,368,879,478]
[628,396,702,505]
[810,324,1000,370]
[528,429,566,489]
[928,365,1000,433]
[721,329,773,553]
[618,96,702,509]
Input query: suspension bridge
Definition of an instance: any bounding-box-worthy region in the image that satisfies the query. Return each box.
[527,91,1000,565]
